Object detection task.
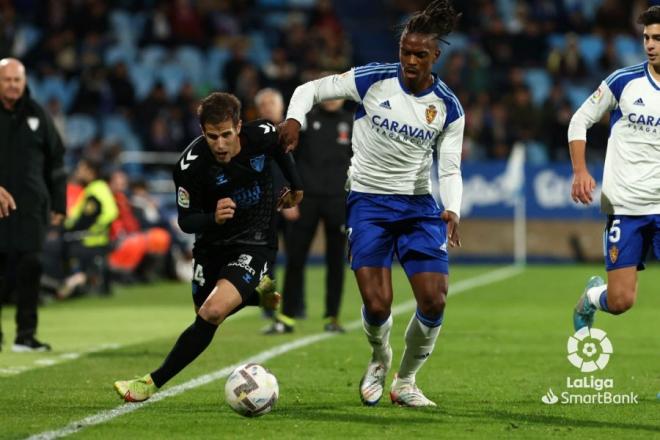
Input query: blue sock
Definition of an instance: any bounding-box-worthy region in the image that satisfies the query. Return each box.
[598,291,609,312]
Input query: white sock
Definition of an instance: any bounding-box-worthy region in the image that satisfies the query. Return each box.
[361,308,393,364]
[586,284,608,310]
[397,312,442,384]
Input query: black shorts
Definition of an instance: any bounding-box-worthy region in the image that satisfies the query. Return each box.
[191,245,276,308]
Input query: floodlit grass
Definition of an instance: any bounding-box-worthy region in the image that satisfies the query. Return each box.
[1,265,658,439]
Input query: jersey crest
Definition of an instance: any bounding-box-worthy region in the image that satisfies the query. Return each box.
[425,105,437,124]
[250,154,265,172]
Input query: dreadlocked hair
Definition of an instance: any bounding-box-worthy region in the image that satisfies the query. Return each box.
[401,0,460,42]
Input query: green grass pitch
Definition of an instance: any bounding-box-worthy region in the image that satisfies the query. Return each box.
[1,265,658,439]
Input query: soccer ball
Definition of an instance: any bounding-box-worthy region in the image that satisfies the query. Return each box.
[224,363,279,417]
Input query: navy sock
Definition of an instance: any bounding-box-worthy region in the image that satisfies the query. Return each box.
[151,315,218,388]
[599,291,609,312]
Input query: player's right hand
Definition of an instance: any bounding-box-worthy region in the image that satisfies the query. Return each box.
[0,186,17,218]
[215,198,236,224]
[278,119,301,153]
[571,169,596,205]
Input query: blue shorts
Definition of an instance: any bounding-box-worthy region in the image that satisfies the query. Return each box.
[346,191,448,276]
[603,214,660,271]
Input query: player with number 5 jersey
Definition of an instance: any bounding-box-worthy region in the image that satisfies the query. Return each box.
[569,6,660,331]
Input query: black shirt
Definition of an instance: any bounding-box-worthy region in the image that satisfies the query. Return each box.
[296,106,353,197]
[173,119,301,250]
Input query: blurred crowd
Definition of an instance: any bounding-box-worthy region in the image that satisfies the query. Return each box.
[1,0,654,169]
[0,0,656,295]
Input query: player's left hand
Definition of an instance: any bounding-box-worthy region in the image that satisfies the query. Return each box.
[441,210,461,248]
[277,188,303,211]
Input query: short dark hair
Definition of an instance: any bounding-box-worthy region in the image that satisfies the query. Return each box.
[401,0,460,43]
[638,6,660,26]
[197,92,241,127]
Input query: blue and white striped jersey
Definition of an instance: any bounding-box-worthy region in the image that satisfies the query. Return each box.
[286,62,465,216]
[569,62,660,215]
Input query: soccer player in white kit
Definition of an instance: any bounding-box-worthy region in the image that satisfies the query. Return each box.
[279,0,464,407]
[570,6,660,331]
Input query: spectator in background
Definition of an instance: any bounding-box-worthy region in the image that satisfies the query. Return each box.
[547,33,587,80]
[107,61,135,112]
[140,1,172,47]
[541,82,573,161]
[60,157,118,297]
[0,58,66,352]
[262,47,298,101]
[266,96,352,335]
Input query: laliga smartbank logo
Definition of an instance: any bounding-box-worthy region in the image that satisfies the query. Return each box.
[567,327,612,372]
[541,327,638,405]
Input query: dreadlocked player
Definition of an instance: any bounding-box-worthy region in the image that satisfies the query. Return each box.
[279,0,464,407]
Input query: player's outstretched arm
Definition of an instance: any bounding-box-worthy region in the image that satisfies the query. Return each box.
[283,70,360,151]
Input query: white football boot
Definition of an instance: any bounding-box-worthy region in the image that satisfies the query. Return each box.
[359,345,392,406]
[390,373,437,407]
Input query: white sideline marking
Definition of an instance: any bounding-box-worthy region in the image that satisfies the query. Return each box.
[1,308,262,377]
[25,266,523,440]
[0,344,121,377]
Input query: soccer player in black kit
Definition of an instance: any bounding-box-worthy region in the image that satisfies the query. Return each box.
[114,92,303,402]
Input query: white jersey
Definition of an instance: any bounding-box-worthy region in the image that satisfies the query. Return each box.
[286,62,465,216]
[568,62,660,215]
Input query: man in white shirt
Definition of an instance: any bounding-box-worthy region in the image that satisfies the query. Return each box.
[569,6,660,331]
[279,0,463,407]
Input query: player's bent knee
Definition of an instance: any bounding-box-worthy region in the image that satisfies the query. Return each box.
[363,299,391,322]
[198,303,229,326]
[417,294,446,318]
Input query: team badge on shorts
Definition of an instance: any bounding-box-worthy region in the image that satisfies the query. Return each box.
[609,245,619,263]
[425,104,437,124]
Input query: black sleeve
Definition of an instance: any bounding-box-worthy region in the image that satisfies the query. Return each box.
[68,197,100,231]
[42,107,67,214]
[173,164,216,234]
[273,151,303,191]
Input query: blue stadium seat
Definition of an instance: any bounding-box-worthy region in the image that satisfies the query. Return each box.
[13,24,41,57]
[579,35,604,69]
[158,63,187,98]
[248,31,271,67]
[38,76,78,112]
[524,68,552,106]
[141,45,169,68]
[566,85,590,110]
[65,114,98,149]
[110,10,145,46]
[175,46,205,86]
[128,63,156,100]
[614,35,644,66]
[206,47,230,89]
[547,33,565,50]
[105,43,137,67]
[102,114,143,153]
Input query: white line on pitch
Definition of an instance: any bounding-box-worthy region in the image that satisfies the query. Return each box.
[1,305,262,377]
[25,265,523,440]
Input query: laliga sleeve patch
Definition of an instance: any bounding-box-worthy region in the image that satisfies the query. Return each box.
[177,187,190,208]
[590,86,603,104]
